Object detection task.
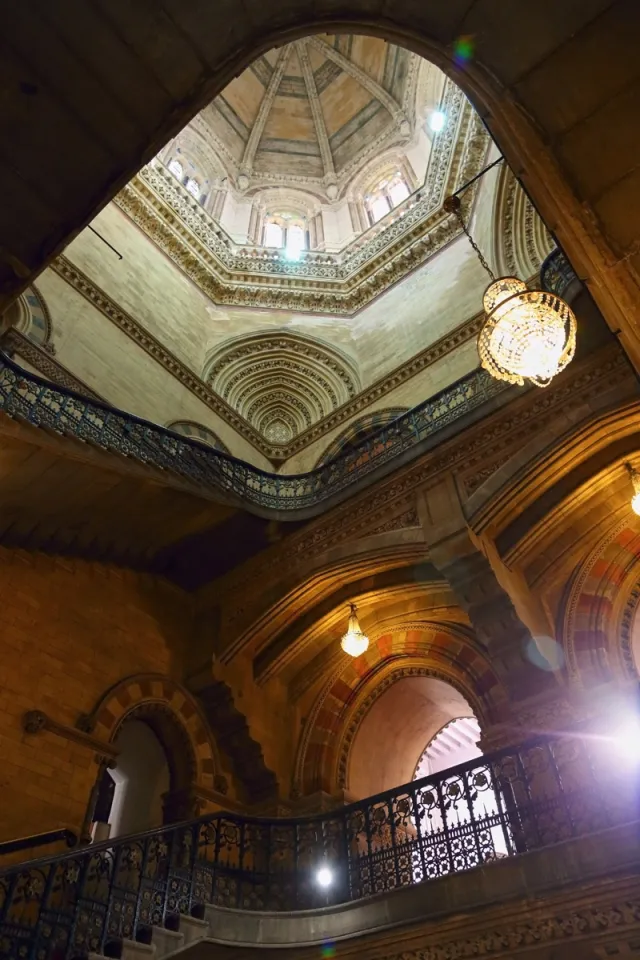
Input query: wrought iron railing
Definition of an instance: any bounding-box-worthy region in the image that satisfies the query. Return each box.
[540,248,581,301]
[0,730,636,959]
[0,350,509,518]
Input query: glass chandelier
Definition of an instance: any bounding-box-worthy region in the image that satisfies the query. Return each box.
[341,603,369,658]
[444,195,577,388]
[625,463,640,516]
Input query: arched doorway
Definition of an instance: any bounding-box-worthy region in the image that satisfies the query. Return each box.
[108,720,171,838]
[348,676,480,798]
[93,719,171,840]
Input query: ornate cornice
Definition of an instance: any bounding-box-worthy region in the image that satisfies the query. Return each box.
[50,254,484,460]
[49,255,269,455]
[113,81,489,316]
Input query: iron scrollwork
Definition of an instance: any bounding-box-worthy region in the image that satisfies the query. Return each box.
[0,350,508,517]
[0,730,635,959]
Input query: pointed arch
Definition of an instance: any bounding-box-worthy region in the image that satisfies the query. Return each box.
[293,623,506,797]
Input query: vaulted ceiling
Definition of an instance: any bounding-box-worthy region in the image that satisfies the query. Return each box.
[200,35,417,192]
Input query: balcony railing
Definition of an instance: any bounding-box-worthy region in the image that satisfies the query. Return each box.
[1,729,636,959]
[0,350,510,517]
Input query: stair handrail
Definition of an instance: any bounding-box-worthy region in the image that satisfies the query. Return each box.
[0,827,78,858]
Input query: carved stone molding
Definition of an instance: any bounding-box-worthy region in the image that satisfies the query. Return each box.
[205,331,360,441]
[113,81,489,316]
[22,709,118,762]
[214,346,631,639]
[384,896,640,959]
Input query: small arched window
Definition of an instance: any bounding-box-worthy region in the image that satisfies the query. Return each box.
[264,221,284,248]
[285,224,306,260]
[168,159,183,181]
[186,177,200,199]
[263,214,307,258]
[366,172,410,225]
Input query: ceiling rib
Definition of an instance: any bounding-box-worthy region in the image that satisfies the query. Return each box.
[306,36,409,131]
[239,43,293,183]
[297,40,336,194]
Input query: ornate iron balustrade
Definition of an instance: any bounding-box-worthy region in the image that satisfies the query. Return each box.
[0,351,509,518]
[1,730,636,959]
[540,247,580,301]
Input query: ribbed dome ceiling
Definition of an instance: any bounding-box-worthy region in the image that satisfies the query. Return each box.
[200,35,417,194]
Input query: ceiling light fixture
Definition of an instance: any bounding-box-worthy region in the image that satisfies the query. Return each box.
[625,462,640,516]
[341,603,369,658]
[443,194,577,388]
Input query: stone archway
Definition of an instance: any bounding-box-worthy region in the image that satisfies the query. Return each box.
[561,520,640,687]
[293,623,506,798]
[81,673,227,826]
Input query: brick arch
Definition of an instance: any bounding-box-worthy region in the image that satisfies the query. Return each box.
[561,520,640,687]
[80,673,224,795]
[294,623,506,796]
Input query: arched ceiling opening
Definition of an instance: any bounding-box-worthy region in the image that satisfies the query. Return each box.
[348,675,475,798]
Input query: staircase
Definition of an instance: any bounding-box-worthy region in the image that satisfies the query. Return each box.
[1,727,638,960]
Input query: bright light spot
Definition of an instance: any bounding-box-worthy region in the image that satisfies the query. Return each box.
[429,111,446,132]
[316,867,332,888]
[613,718,640,763]
[284,247,301,262]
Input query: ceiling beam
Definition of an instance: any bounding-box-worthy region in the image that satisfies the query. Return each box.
[239,44,293,186]
[306,36,409,133]
[297,41,337,197]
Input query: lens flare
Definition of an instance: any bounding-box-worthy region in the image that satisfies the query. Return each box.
[321,944,336,959]
[453,35,475,66]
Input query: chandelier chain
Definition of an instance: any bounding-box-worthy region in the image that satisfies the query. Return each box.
[444,194,496,282]
[457,210,496,282]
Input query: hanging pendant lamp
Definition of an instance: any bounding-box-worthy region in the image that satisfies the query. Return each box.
[625,463,640,516]
[443,195,577,388]
[341,603,369,658]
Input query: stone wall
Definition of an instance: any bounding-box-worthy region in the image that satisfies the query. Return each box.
[0,547,186,843]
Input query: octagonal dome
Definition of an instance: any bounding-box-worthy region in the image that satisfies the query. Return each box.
[195,35,420,196]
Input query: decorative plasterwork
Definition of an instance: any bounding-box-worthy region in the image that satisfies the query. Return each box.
[493,164,554,278]
[50,254,483,460]
[196,37,420,199]
[114,80,489,315]
[205,332,360,442]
